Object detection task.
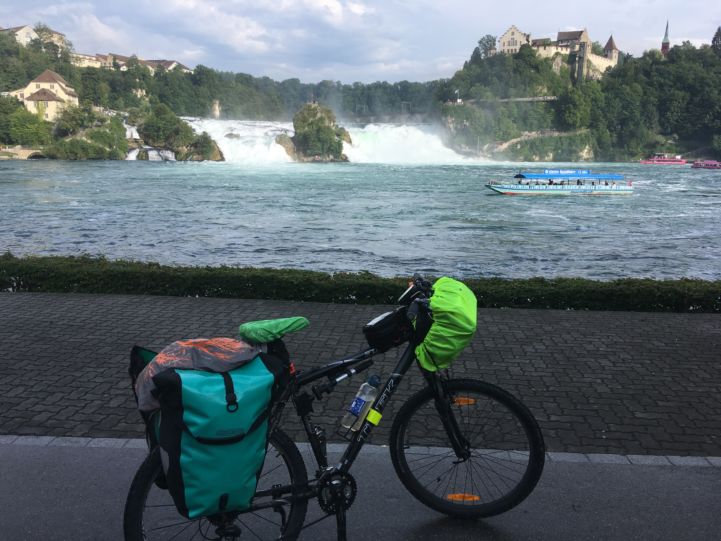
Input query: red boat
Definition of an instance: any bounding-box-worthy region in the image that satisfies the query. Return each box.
[691,160,721,169]
[640,153,687,165]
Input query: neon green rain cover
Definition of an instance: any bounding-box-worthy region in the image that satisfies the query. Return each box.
[416,277,477,371]
[238,316,310,344]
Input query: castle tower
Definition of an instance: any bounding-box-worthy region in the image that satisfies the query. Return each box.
[604,35,619,64]
[661,21,670,57]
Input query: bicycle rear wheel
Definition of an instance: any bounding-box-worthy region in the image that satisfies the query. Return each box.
[390,378,545,518]
[123,429,308,540]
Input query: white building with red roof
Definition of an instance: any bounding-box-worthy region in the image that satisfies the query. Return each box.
[9,69,79,121]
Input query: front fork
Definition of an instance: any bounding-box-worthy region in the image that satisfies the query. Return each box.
[421,369,471,461]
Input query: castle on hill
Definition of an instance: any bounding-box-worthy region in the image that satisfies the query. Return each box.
[493,25,619,80]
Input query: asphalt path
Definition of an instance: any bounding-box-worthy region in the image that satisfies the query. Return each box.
[1,440,719,541]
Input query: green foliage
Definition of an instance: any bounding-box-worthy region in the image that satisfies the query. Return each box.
[8,107,51,146]
[476,35,497,60]
[712,134,721,156]
[712,27,721,58]
[292,103,345,159]
[442,100,556,151]
[190,131,217,160]
[591,41,605,56]
[499,131,594,161]
[53,104,104,137]
[444,36,721,160]
[138,103,194,149]
[440,44,569,102]
[0,95,24,143]
[44,138,111,159]
[46,116,127,159]
[1,253,719,312]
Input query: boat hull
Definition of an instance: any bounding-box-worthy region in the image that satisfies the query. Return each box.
[485,184,633,196]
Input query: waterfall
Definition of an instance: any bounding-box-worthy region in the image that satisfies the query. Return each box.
[125,148,139,161]
[343,124,472,164]
[147,149,176,161]
[184,119,471,165]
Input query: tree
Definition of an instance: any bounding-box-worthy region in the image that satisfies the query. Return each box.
[0,96,23,143]
[9,107,51,146]
[712,27,721,58]
[477,35,497,59]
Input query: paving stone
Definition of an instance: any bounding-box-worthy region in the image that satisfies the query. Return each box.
[706,457,721,467]
[0,435,18,444]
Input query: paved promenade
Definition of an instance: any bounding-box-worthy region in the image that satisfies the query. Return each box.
[1,292,720,456]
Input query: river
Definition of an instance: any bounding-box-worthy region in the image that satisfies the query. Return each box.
[1,120,720,280]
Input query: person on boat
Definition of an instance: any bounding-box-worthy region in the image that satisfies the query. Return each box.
[576,179,581,185]
[604,181,609,186]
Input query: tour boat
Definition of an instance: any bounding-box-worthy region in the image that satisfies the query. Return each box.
[691,160,721,169]
[640,153,687,165]
[485,169,633,196]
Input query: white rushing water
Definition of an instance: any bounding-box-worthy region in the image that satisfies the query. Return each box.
[343,123,472,164]
[185,119,471,165]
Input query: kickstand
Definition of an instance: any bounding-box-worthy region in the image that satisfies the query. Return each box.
[335,506,347,541]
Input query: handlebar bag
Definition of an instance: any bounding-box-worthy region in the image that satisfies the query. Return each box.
[148,344,290,519]
[415,277,477,371]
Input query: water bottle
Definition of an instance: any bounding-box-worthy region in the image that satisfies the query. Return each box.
[341,375,381,432]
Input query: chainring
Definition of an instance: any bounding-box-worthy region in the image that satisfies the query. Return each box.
[317,471,357,514]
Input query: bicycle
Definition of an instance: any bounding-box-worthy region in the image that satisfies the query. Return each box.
[124,275,545,540]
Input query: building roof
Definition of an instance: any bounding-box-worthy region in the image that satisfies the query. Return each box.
[25,88,64,102]
[146,59,190,71]
[109,53,131,63]
[532,38,553,46]
[32,69,70,87]
[0,25,33,33]
[662,21,670,44]
[604,35,618,51]
[557,30,585,41]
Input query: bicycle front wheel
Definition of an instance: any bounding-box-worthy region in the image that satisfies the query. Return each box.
[390,378,545,518]
[123,429,308,541]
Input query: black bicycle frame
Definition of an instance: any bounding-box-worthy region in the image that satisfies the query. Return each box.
[289,339,468,478]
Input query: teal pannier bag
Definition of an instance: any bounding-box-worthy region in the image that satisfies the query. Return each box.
[415,277,477,371]
[152,350,290,519]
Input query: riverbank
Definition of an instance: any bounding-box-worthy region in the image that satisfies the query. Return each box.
[2,254,719,312]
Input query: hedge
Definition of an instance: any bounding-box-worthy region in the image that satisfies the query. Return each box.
[1,253,720,313]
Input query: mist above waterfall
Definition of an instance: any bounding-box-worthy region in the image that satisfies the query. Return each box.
[186,119,473,165]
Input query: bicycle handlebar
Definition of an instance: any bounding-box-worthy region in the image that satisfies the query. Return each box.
[398,273,433,306]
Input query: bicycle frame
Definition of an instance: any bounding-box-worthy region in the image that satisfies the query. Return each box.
[272,338,468,484]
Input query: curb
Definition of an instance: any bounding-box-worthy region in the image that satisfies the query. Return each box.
[2,435,720,467]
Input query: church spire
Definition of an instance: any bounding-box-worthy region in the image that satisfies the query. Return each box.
[661,21,670,57]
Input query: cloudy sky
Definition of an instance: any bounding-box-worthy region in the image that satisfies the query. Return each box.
[2,0,720,83]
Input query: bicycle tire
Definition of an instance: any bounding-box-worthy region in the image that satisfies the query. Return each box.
[123,429,308,541]
[389,378,545,518]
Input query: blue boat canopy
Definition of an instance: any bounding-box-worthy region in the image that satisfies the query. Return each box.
[515,169,625,180]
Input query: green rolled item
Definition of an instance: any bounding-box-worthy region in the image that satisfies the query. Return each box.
[238,316,310,344]
[416,277,477,371]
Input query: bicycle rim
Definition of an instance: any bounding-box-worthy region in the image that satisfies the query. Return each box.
[391,379,544,517]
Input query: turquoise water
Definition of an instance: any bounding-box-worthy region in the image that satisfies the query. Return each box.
[1,158,720,280]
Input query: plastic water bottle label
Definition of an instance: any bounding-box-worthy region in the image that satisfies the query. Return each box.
[348,397,366,416]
